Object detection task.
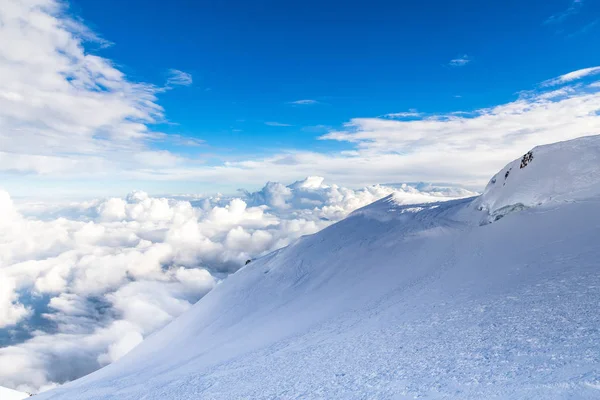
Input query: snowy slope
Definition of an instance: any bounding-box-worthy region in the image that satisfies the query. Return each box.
[0,386,30,400]
[475,135,600,219]
[35,135,600,399]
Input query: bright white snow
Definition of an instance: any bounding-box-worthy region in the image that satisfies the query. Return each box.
[0,386,29,400]
[476,135,600,217]
[32,135,600,399]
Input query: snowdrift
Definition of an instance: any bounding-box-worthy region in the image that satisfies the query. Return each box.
[35,135,600,399]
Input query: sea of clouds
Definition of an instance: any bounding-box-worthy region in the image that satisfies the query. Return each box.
[0,177,475,393]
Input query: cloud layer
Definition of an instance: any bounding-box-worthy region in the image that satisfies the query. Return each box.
[0,178,474,393]
[316,73,600,187]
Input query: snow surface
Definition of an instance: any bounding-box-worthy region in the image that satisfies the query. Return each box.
[0,386,29,400]
[475,135,600,217]
[34,135,600,399]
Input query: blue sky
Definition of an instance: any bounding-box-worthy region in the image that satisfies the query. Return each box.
[1,0,600,197]
[73,0,599,146]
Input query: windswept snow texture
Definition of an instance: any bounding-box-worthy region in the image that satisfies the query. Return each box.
[0,386,29,400]
[36,136,600,399]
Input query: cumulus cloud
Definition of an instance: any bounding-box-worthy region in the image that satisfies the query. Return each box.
[166,69,193,87]
[0,272,31,328]
[98,330,143,365]
[0,179,472,393]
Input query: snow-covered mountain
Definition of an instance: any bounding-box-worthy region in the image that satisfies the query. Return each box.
[34,135,600,399]
[0,386,30,400]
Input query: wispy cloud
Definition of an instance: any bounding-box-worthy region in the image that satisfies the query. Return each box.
[544,0,584,24]
[167,135,205,147]
[383,110,423,119]
[166,69,193,86]
[541,66,600,86]
[288,99,319,105]
[567,19,598,37]
[265,122,293,127]
[448,55,471,67]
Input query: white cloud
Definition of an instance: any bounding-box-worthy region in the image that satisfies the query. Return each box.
[2,0,600,196]
[265,122,293,127]
[166,69,193,87]
[384,110,422,119]
[288,99,319,105]
[545,0,584,24]
[0,0,184,178]
[0,272,31,328]
[97,330,143,365]
[0,179,471,393]
[448,55,471,67]
[541,66,600,86]
[150,74,600,190]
